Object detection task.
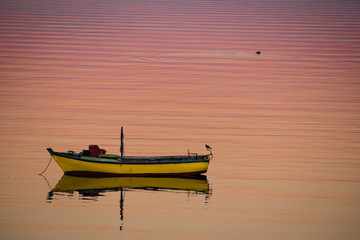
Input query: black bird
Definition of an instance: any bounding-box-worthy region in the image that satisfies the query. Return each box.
[256,51,261,54]
[205,144,212,150]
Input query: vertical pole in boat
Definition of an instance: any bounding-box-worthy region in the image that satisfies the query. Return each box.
[120,126,124,159]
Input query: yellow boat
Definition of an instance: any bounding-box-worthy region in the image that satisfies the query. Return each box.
[47,148,211,176]
[47,148,212,176]
[47,129,212,176]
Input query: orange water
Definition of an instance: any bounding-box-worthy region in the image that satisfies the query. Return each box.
[0,0,359,239]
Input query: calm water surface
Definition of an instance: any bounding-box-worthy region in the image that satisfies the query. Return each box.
[0,0,360,239]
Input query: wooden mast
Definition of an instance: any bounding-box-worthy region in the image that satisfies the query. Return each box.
[120,127,124,159]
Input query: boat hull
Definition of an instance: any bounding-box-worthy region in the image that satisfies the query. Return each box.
[51,154,210,176]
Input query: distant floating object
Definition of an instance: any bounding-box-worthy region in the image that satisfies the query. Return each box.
[256,51,261,54]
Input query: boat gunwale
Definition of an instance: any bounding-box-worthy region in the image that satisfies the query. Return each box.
[63,170,208,177]
[52,152,211,165]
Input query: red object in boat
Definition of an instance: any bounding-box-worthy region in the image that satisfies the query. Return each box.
[89,145,106,157]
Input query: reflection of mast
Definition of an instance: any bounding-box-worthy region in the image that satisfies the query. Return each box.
[119,188,125,231]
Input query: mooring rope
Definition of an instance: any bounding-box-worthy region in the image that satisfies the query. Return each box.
[38,173,53,191]
[38,156,53,175]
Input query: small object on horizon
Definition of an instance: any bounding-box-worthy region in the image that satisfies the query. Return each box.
[256,51,261,54]
[205,144,212,150]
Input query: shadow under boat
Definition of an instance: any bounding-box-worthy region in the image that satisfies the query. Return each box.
[50,174,211,196]
[47,175,211,231]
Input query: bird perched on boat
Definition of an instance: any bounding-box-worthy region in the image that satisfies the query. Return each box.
[205,144,212,151]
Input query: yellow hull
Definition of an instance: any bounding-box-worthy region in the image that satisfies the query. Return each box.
[52,154,210,176]
[52,175,210,193]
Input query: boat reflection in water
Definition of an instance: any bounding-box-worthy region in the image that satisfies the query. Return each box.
[47,175,212,230]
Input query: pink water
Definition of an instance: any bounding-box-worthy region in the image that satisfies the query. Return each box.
[0,0,360,239]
